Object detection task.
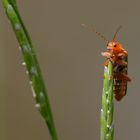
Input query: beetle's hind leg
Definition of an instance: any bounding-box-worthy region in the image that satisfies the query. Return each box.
[114,73,131,82]
[115,60,127,66]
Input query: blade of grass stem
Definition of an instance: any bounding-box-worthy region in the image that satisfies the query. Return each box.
[2,1,58,140]
[100,61,114,140]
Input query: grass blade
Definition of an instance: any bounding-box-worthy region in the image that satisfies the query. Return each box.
[100,61,114,140]
[2,1,58,140]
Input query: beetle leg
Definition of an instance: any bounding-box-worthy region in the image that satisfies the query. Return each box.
[103,59,109,66]
[115,60,127,66]
[114,73,131,81]
[101,52,115,63]
[101,52,111,58]
[117,53,125,57]
[117,52,128,57]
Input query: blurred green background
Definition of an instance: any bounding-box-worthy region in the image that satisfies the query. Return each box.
[0,0,138,140]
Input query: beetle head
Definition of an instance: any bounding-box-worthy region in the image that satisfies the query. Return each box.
[107,42,125,54]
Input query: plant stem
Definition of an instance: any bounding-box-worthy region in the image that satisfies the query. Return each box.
[2,1,58,140]
[100,61,114,140]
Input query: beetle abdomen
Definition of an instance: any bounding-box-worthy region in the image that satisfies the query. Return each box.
[113,56,128,101]
[114,79,127,101]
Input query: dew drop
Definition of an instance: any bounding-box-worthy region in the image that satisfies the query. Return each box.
[104,66,108,73]
[106,99,109,103]
[30,66,37,75]
[22,62,26,66]
[107,124,110,128]
[22,44,31,53]
[31,86,36,98]
[26,70,29,74]
[105,91,108,95]
[15,23,21,31]
[35,103,40,108]
[106,134,109,138]
[29,81,32,85]
[18,46,21,51]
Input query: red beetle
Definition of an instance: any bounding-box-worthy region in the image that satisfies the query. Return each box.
[82,25,131,101]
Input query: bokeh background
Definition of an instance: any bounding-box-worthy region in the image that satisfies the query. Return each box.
[0,0,139,140]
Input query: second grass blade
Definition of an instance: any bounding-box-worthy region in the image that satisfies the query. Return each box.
[2,1,58,140]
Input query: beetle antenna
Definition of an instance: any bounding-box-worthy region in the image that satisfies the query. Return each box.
[81,24,109,44]
[112,25,122,41]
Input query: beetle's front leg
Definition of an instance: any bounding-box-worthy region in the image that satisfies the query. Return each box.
[101,51,115,64]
